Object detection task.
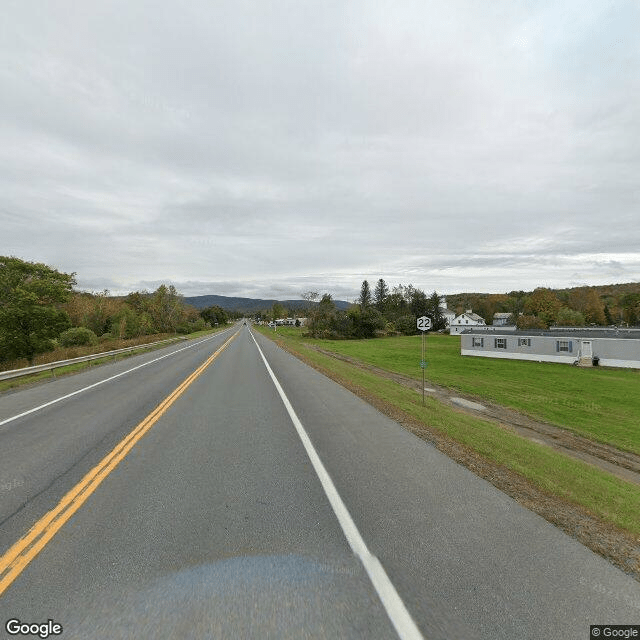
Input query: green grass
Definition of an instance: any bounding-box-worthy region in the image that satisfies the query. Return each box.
[257,326,640,536]
[266,327,640,455]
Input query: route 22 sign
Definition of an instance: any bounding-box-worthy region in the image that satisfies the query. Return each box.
[417,316,432,331]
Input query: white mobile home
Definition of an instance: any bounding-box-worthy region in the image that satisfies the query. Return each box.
[460,328,640,369]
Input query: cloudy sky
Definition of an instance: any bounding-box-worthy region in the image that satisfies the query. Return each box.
[2,0,638,300]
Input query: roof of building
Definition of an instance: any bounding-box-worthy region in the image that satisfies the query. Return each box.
[493,313,512,318]
[458,311,485,323]
[461,327,640,339]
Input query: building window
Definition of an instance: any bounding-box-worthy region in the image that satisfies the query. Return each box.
[472,337,484,347]
[518,338,531,347]
[495,338,507,349]
[556,340,573,352]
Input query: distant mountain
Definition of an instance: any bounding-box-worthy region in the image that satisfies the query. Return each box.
[183,294,351,313]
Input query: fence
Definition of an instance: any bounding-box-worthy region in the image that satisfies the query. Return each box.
[0,337,187,382]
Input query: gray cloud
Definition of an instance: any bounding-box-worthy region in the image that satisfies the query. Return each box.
[2,0,639,300]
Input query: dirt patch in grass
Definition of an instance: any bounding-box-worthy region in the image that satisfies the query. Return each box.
[270,336,640,582]
[312,347,640,486]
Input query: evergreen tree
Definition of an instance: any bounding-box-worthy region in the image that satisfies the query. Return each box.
[374,278,389,312]
[409,289,429,317]
[427,291,446,330]
[359,280,372,309]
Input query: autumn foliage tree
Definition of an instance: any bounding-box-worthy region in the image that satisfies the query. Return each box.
[0,256,75,363]
[523,288,561,328]
[568,287,606,325]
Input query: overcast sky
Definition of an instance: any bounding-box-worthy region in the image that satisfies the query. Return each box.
[2,1,638,301]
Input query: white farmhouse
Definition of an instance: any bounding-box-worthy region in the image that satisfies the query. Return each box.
[439,296,456,329]
[450,310,486,335]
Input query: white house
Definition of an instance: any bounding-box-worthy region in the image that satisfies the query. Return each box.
[439,296,456,329]
[450,310,486,335]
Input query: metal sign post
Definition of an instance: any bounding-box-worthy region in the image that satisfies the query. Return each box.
[417,316,432,406]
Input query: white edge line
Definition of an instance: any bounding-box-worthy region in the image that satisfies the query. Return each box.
[0,327,236,429]
[249,329,425,640]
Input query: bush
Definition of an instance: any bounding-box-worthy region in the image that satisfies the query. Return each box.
[348,307,386,338]
[396,315,417,335]
[99,333,113,342]
[58,327,99,347]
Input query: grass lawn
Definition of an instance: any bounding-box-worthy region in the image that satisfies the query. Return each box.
[256,325,640,538]
[268,328,640,455]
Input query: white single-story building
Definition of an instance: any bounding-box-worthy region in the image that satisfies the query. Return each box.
[460,327,640,368]
[450,310,486,335]
[274,317,307,326]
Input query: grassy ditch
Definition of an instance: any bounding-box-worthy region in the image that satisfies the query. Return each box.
[266,328,640,456]
[256,325,640,541]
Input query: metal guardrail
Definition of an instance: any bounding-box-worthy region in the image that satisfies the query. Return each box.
[0,337,188,383]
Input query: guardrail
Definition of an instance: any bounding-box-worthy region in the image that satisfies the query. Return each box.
[0,337,188,383]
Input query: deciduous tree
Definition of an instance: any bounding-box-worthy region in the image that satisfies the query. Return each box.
[523,288,561,328]
[0,256,75,363]
[555,307,586,327]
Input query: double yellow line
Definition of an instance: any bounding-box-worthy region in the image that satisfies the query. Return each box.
[0,329,239,596]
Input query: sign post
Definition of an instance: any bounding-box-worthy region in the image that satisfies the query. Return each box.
[417,316,432,406]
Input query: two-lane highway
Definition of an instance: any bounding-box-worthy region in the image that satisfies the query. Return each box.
[1,325,638,639]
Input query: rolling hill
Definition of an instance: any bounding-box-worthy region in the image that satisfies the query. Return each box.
[183,294,351,313]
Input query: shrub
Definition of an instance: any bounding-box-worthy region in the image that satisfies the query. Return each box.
[348,307,385,338]
[58,327,99,347]
[396,315,417,335]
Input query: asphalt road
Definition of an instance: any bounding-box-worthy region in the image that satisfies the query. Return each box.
[0,324,638,639]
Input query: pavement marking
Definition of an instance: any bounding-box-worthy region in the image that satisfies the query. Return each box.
[0,329,240,597]
[249,330,425,640]
[0,327,236,429]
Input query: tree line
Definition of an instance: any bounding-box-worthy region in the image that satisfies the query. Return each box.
[447,284,640,330]
[302,279,446,339]
[0,256,232,365]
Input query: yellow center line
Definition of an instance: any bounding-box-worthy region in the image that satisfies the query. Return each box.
[0,329,240,596]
